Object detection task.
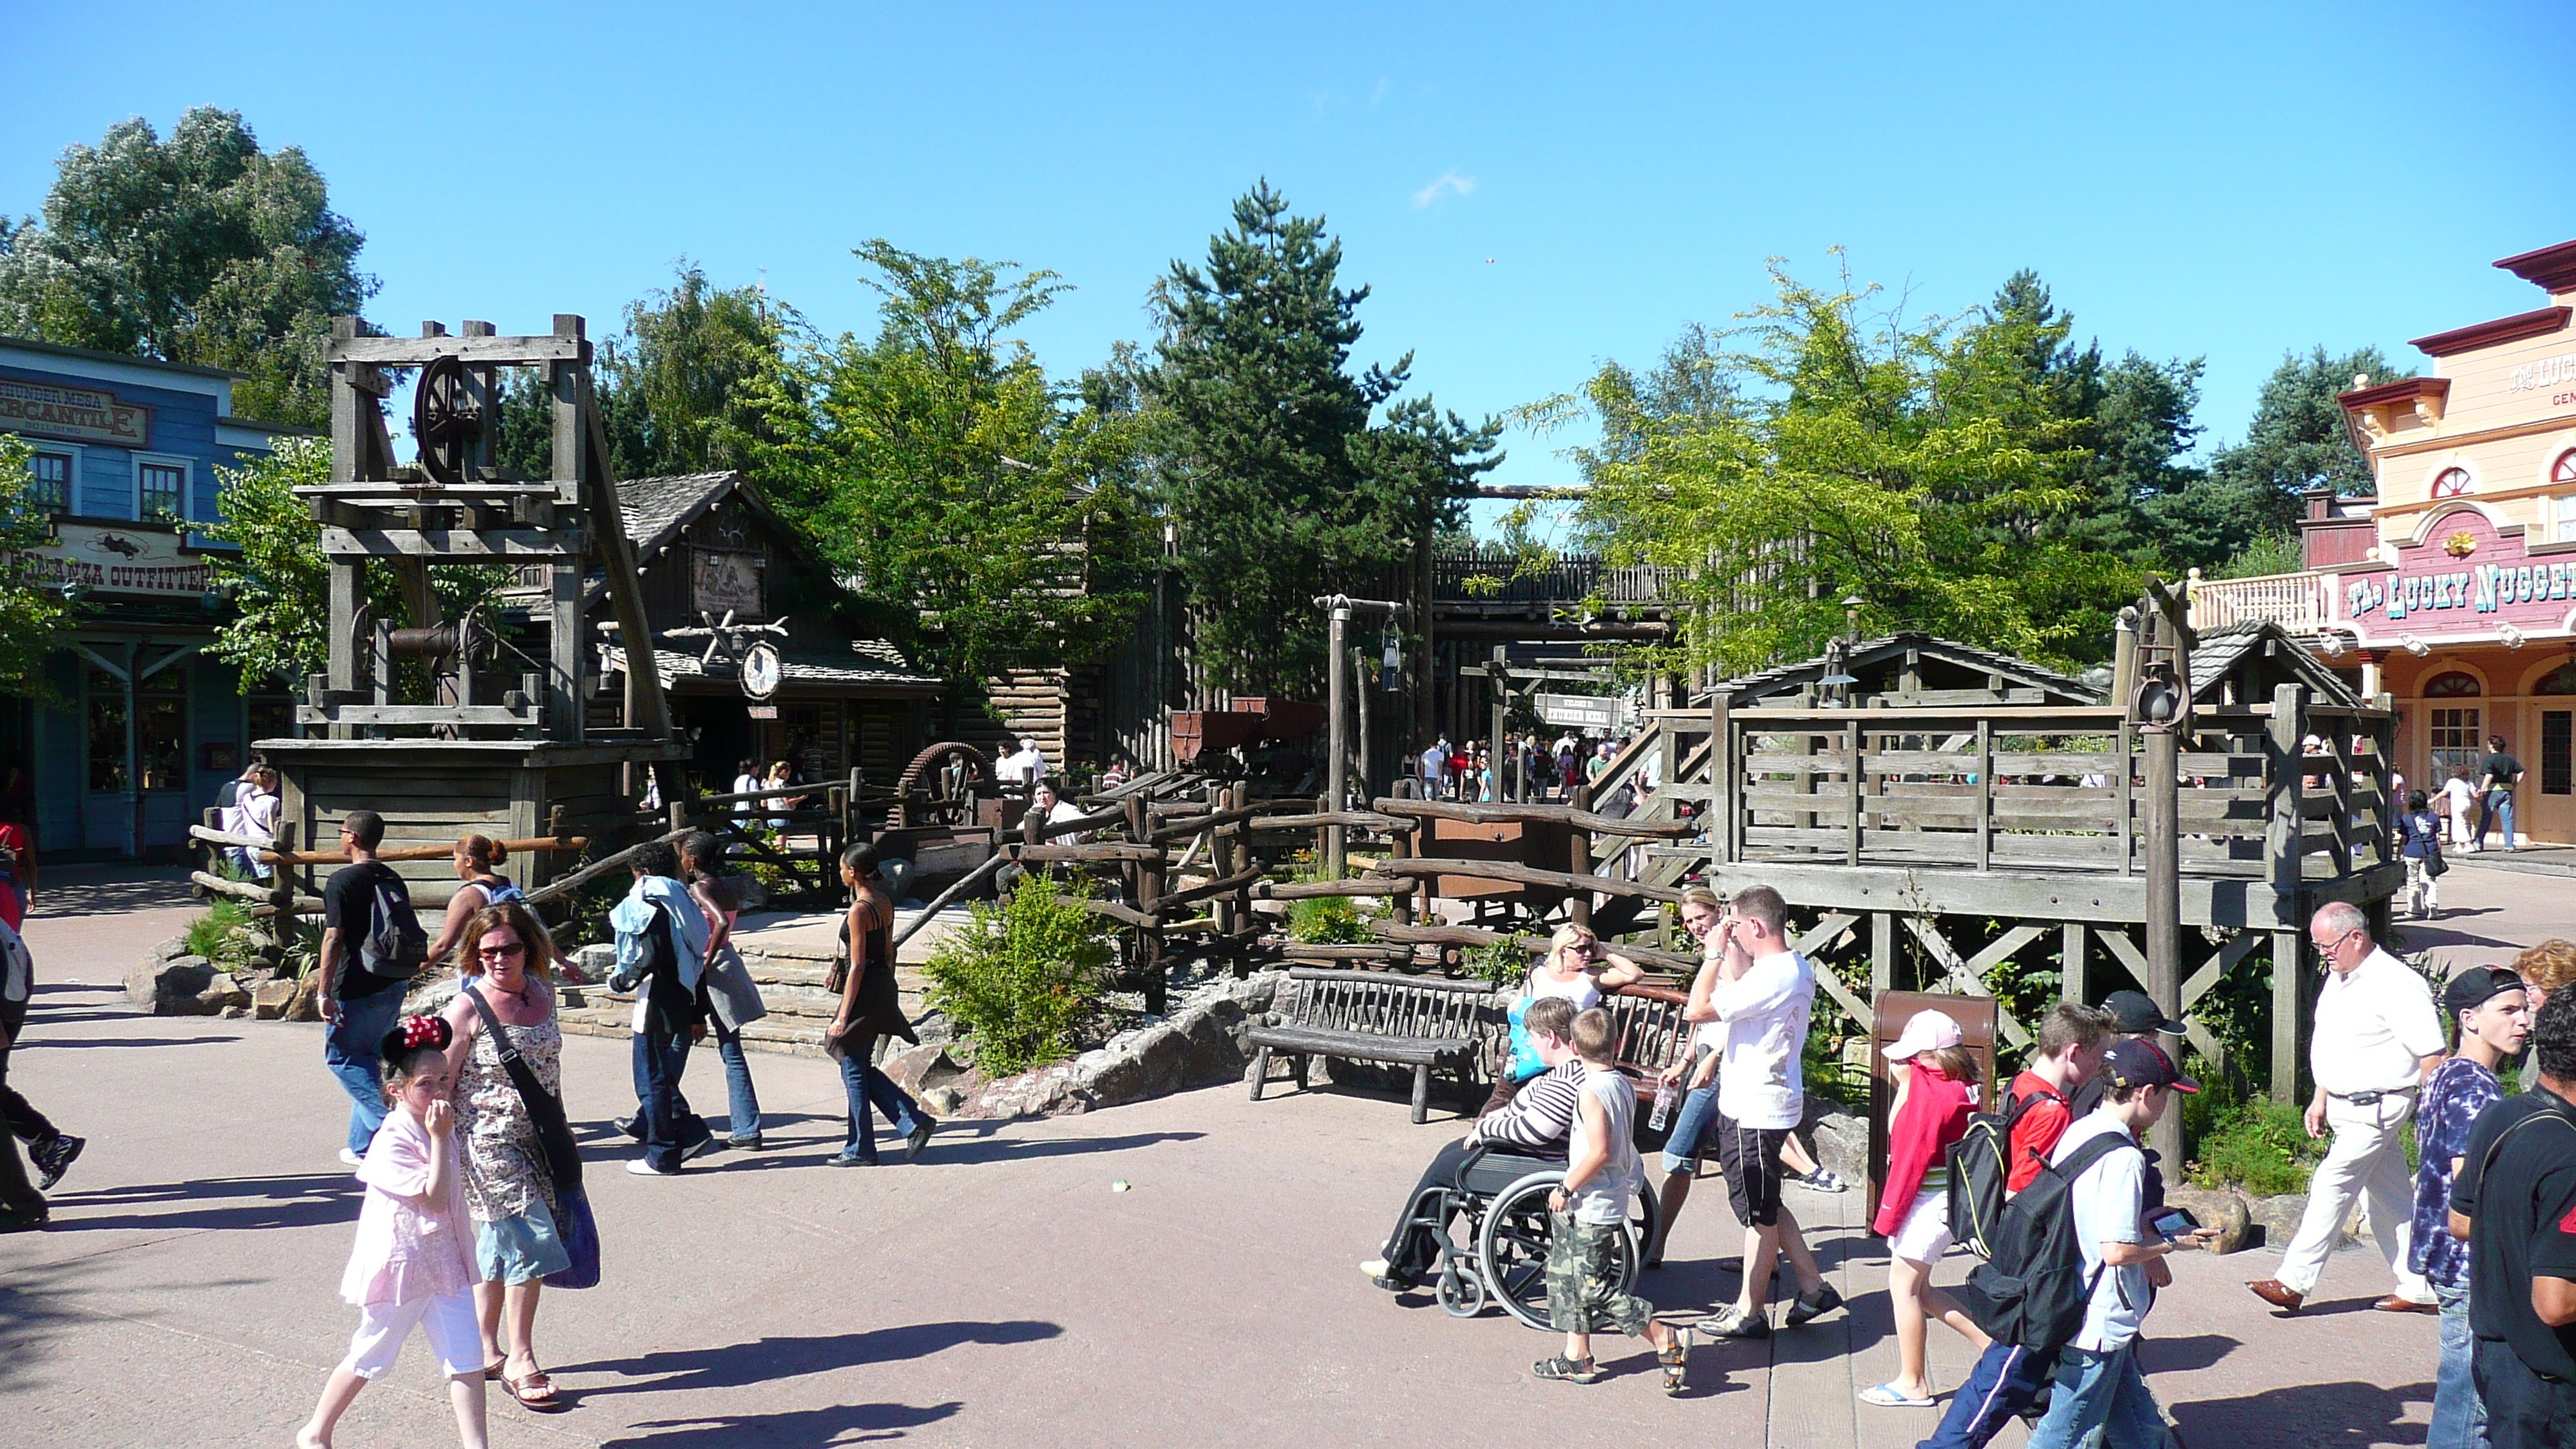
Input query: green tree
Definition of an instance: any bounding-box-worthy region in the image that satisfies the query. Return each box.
[0,435,84,698]
[2157,344,2403,574]
[1548,257,2142,673]
[744,242,1152,692]
[1147,182,1501,690]
[0,108,375,430]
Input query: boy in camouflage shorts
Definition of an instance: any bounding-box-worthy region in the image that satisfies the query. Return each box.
[1536,1008,1690,1392]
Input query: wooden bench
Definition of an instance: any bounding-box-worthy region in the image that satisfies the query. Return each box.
[1246,971,1694,1125]
[1247,969,1497,1123]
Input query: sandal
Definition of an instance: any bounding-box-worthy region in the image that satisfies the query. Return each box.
[503,1368,567,1412]
[1532,1355,1599,1384]
[1658,1324,1692,1395]
[1858,1382,1935,1408]
[481,1357,507,1381]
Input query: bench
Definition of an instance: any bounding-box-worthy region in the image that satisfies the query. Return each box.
[1247,969,1497,1123]
[1246,971,1694,1125]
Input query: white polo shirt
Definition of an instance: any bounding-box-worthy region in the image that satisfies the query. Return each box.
[1698,949,1815,1130]
[2310,947,2444,1097]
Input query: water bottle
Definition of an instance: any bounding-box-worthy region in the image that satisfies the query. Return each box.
[1649,1077,1678,1132]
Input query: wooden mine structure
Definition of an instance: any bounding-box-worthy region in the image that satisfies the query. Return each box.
[251,316,684,902]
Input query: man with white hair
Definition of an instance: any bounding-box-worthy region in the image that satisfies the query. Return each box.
[2249,900,2445,1314]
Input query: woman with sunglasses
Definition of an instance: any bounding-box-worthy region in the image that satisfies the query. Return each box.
[437,901,572,1412]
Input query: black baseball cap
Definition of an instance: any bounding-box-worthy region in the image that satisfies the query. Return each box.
[2443,966,2526,1017]
[2102,1037,2201,1094]
[2099,989,2188,1035]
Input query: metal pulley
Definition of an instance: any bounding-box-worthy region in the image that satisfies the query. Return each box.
[412,355,486,486]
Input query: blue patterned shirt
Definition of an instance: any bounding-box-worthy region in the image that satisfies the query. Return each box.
[2412,1055,2503,1286]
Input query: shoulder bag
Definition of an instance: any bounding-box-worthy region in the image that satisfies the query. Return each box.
[461,984,601,1290]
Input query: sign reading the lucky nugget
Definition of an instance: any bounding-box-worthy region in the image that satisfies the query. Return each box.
[0,377,150,447]
[2342,507,2576,639]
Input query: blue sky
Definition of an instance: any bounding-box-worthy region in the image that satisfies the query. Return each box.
[6,2,2571,536]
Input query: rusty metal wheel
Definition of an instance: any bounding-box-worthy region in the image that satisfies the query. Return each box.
[893,741,992,827]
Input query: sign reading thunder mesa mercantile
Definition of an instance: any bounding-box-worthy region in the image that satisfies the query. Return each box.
[0,376,150,447]
[4,521,211,596]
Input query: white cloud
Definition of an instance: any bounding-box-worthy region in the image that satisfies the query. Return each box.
[1412,170,1476,207]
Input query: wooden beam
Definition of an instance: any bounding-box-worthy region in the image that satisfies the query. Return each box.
[328,334,589,365]
[1372,857,1683,903]
[296,703,543,728]
[321,527,580,559]
[1374,796,1697,840]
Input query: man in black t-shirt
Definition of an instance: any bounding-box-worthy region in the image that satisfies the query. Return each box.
[317,810,411,1166]
[2450,986,2576,1446]
[2475,735,2524,854]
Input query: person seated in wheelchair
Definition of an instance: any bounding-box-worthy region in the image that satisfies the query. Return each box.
[1361,995,1586,1291]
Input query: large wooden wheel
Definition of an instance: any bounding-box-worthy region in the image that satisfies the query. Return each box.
[894,742,992,827]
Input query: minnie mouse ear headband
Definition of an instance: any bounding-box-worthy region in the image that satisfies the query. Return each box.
[379,1014,453,1061]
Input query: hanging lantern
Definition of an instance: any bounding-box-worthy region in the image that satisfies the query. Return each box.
[1381,625,1403,692]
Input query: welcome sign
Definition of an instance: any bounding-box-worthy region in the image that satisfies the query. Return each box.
[2343,508,2576,639]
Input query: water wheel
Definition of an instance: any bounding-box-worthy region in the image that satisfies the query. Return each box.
[893,741,992,827]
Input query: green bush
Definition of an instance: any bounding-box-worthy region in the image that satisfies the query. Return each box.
[184,899,255,967]
[922,868,1115,1077]
[2186,1094,2328,1196]
[1465,940,1525,989]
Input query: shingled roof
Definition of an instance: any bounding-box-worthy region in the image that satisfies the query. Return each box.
[616,472,756,560]
[1697,632,2103,707]
[2187,620,2365,708]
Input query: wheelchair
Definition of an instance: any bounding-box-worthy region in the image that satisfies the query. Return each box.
[1403,1142,1662,1330]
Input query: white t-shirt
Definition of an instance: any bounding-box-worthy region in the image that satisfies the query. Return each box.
[1697,949,1815,1130]
[2311,947,2444,1097]
[999,748,1046,786]
[1567,1061,1643,1225]
[2439,777,2476,814]
[2054,1112,2149,1351]
[1044,800,1084,828]
[731,772,761,813]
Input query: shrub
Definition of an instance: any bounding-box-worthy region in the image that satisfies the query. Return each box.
[2186,1094,2328,1196]
[184,899,255,967]
[922,867,1115,1077]
[1465,940,1525,989]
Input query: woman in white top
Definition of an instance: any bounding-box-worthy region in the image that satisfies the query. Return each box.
[227,765,281,880]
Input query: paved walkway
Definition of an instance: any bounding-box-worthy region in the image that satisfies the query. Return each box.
[8,920,2451,1449]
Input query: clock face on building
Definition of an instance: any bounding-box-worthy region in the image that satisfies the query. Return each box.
[740,641,783,701]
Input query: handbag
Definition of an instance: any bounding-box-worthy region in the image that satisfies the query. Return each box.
[461,984,601,1290]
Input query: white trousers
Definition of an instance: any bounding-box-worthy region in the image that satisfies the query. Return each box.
[2276,1092,2430,1301]
[338,1291,483,1380]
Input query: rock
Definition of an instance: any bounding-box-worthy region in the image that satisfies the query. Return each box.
[252,978,301,1020]
[1174,998,1249,1084]
[155,936,190,963]
[127,955,218,1015]
[883,1043,964,1096]
[1805,1105,1869,1183]
[196,971,253,1012]
[921,1084,964,1115]
[2248,1191,2311,1250]
[286,974,324,1023]
[2164,1186,2256,1254]
[571,944,616,985]
[220,1005,251,1019]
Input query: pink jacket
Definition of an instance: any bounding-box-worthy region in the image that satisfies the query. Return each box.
[1872,1060,1975,1237]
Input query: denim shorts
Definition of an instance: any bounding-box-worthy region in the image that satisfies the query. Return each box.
[476,1197,572,1284]
[1660,1083,1724,1175]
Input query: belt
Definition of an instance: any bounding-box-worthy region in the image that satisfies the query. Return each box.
[2336,1087,2418,1106]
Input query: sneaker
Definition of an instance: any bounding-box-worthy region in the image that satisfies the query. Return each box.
[1532,1355,1600,1384]
[727,1135,765,1151]
[612,1115,642,1140]
[337,1148,363,1167]
[903,1117,937,1163]
[0,1208,46,1233]
[626,1158,679,1177]
[31,1135,84,1192]
[1786,1282,1845,1327]
[683,1136,721,1160]
[827,1152,878,1167]
[1358,1257,1392,1280]
[1800,1169,1850,1194]
[1701,1304,1770,1339]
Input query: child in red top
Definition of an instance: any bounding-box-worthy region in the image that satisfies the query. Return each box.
[1862,1010,1992,1409]
[2004,1002,2114,1193]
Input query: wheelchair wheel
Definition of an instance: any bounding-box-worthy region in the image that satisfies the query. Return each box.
[1436,1264,1486,1318]
[1477,1172,1660,1331]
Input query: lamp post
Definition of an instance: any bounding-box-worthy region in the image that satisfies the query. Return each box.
[1317,594,1408,879]
[2132,598,2188,1169]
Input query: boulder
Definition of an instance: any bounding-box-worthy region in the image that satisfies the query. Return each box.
[196,971,254,1013]
[2165,1186,2257,1254]
[252,978,301,1020]
[127,955,218,1015]
[882,1043,965,1096]
[1804,1103,1869,1183]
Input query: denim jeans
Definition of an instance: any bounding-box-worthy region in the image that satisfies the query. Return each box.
[711,1014,762,1142]
[2023,1341,2173,1449]
[632,1032,713,1173]
[1659,1081,1723,1175]
[837,1036,920,1163]
[2478,790,2516,849]
[324,985,406,1156]
[2430,1279,2489,1449]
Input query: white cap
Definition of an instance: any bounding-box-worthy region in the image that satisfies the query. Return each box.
[1883,1009,1965,1062]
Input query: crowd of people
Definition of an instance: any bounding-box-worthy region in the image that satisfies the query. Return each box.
[1413,730,1653,810]
[1358,883,2576,1449]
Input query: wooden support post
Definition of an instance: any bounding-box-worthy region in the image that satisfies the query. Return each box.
[1711,695,1735,865]
[2118,718,2136,875]
[1488,644,1508,806]
[2143,712,2184,1167]
[1974,718,1994,872]
[1326,598,1349,879]
[2273,930,2303,1105]
[1846,719,1864,867]
[1567,776,1593,930]
[2062,922,2086,1005]
[1871,910,1895,1005]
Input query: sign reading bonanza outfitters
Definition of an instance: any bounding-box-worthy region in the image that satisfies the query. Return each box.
[0,377,150,447]
[5,521,211,597]
[2340,508,2576,640]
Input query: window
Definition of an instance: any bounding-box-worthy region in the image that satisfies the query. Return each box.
[28,450,72,512]
[2431,467,2472,498]
[135,667,186,791]
[2556,454,2576,541]
[85,670,127,793]
[2555,450,2576,485]
[2424,670,2482,697]
[2430,702,2482,790]
[139,461,186,523]
[2544,711,2571,796]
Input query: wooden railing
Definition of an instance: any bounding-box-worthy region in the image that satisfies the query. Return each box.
[2186,568,2331,633]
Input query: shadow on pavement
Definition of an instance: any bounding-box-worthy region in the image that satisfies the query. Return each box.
[46,1170,359,1233]
[22,1035,242,1050]
[564,1320,1063,1396]
[923,1129,1207,1166]
[600,1397,963,1445]
[2170,1377,2432,1447]
[25,866,194,918]
[2136,1331,2239,1372]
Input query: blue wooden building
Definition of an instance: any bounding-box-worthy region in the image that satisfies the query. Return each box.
[1,336,307,861]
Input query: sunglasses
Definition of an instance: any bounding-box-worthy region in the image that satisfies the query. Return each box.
[476,940,526,959]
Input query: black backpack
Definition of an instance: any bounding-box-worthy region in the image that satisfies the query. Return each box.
[1952,1130,2138,1351]
[1946,1082,2067,1259]
[357,871,430,980]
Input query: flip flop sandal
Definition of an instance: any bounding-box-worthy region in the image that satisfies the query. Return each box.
[504,1370,568,1412]
[1658,1324,1693,1395]
[1858,1382,1935,1408]
[481,1358,507,1381]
